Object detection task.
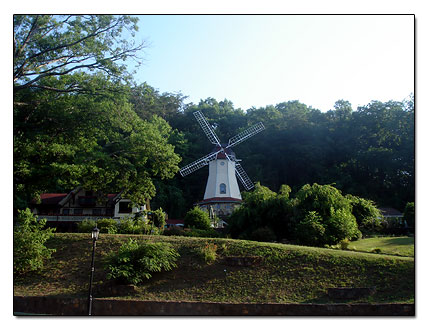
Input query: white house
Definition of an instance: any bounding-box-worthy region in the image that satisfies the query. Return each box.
[32,187,148,226]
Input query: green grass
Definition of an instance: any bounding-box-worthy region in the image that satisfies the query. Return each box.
[347,236,414,257]
[13,233,415,304]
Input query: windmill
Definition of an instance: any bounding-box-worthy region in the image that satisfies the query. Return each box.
[180,111,265,220]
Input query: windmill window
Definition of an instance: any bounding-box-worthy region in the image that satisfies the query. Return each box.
[220,183,227,194]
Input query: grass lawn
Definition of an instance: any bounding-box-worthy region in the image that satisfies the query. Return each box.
[14,233,415,304]
[348,236,414,257]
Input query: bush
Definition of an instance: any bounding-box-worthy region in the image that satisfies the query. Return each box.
[250,227,277,242]
[14,208,55,275]
[97,218,118,234]
[294,211,326,246]
[184,228,222,238]
[184,206,211,230]
[346,194,383,234]
[78,219,96,233]
[118,216,148,234]
[403,202,415,228]
[293,184,361,246]
[149,208,166,229]
[340,239,350,250]
[106,239,179,285]
[198,243,218,264]
[228,183,294,241]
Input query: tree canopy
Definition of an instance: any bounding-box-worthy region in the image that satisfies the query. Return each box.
[13,15,180,211]
[13,15,414,223]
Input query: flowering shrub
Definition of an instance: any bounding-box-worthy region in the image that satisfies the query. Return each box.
[199,242,218,264]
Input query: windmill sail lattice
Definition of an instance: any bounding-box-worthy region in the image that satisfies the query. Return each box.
[234,163,254,191]
[179,150,221,177]
[227,122,265,148]
[193,111,221,146]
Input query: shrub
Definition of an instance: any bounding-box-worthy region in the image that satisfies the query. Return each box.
[346,194,383,234]
[184,228,222,238]
[149,208,166,229]
[184,206,211,230]
[97,218,118,234]
[78,219,96,233]
[14,208,56,275]
[118,216,148,234]
[250,227,277,242]
[294,211,326,246]
[293,184,361,246]
[403,202,415,228]
[340,239,350,250]
[228,183,293,241]
[106,239,179,285]
[198,243,218,264]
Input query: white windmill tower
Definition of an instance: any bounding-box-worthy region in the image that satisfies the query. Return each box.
[180,111,265,221]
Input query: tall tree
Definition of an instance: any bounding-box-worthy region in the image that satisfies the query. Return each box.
[13,15,181,212]
[14,15,143,94]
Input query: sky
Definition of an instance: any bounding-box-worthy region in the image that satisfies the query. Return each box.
[128,15,414,112]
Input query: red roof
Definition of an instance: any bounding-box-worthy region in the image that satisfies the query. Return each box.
[36,192,118,205]
[39,193,67,205]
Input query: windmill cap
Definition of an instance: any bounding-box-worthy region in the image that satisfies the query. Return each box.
[212,145,236,159]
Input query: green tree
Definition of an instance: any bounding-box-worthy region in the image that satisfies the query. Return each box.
[14,15,143,93]
[293,183,361,245]
[346,194,383,234]
[150,208,166,229]
[13,15,182,211]
[184,206,211,230]
[14,209,56,275]
[294,211,326,246]
[403,202,415,229]
[228,183,293,241]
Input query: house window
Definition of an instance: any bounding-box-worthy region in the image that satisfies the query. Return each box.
[73,208,83,215]
[93,208,102,215]
[119,202,132,213]
[220,183,226,194]
[62,208,70,215]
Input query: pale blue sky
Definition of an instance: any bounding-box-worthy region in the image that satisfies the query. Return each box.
[128,15,414,112]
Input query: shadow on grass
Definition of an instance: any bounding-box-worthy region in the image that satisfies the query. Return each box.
[382,237,414,246]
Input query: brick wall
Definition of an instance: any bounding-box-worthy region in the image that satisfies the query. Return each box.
[13,296,415,316]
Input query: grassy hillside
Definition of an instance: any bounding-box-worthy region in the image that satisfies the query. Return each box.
[14,233,415,304]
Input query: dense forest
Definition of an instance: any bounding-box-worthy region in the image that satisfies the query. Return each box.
[130,85,415,218]
[13,15,414,220]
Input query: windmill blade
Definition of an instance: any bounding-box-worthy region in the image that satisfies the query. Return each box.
[179,150,221,177]
[235,163,255,191]
[193,111,221,146]
[226,122,265,148]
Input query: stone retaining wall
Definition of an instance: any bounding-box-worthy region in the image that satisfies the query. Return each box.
[13,296,415,316]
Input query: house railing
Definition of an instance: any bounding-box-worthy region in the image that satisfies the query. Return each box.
[36,214,116,222]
